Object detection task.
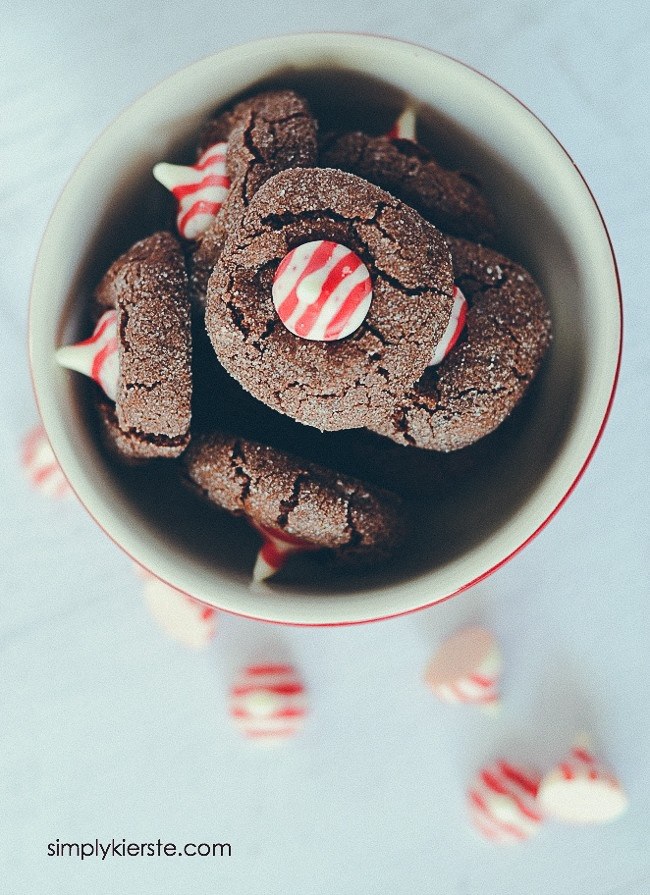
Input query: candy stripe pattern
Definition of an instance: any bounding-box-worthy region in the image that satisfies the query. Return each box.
[387,105,417,141]
[55,310,119,401]
[272,240,372,341]
[153,142,230,240]
[429,286,468,365]
[425,627,502,712]
[467,761,543,844]
[538,738,628,824]
[140,571,217,650]
[229,663,307,743]
[21,425,72,498]
[250,521,316,582]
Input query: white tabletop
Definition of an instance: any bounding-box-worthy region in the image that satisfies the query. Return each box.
[1,2,649,894]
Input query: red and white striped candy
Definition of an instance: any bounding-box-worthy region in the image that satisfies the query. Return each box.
[153,142,230,240]
[21,424,72,498]
[387,105,417,141]
[55,310,119,401]
[229,663,307,743]
[429,286,468,366]
[538,736,628,824]
[272,240,372,341]
[425,626,502,713]
[249,521,316,583]
[467,761,543,844]
[139,569,217,649]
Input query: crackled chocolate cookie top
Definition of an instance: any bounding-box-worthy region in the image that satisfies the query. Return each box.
[195,107,239,159]
[93,231,192,451]
[96,397,190,463]
[190,90,318,302]
[95,231,184,310]
[183,432,406,562]
[205,166,455,431]
[320,132,498,245]
[371,236,552,452]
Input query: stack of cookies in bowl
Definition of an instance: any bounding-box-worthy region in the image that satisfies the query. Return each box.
[55,86,552,585]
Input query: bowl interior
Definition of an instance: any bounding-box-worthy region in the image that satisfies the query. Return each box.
[30,35,620,624]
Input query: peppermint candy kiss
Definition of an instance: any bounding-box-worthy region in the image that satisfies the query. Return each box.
[425,627,502,713]
[250,521,316,583]
[386,105,417,141]
[139,569,218,650]
[21,425,72,499]
[429,286,468,366]
[229,663,307,744]
[272,240,372,341]
[467,761,543,844]
[153,142,230,240]
[538,735,628,825]
[55,310,119,401]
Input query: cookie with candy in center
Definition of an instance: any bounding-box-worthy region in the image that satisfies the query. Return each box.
[205,166,455,432]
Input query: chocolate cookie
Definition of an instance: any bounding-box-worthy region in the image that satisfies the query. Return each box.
[190,89,318,302]
[205,166,455,431]
[320,132,498,244]
[96,398,190,462]
[94,231,192,459]
[195,108,238,159]
[183,432,406,563]
[370,236,552,451]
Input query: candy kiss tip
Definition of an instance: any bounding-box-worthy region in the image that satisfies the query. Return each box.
[252,554,277,583]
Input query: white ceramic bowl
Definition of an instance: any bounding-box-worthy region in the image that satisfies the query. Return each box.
[29,33,621,625]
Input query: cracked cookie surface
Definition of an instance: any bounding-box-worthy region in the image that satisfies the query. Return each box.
[205,167,455,431]
[94,231,192,459]
[320,132,498,244]
[183,432,406,561]
[189,90,318,304]
[96,398,190,462]
[371,236,552,451]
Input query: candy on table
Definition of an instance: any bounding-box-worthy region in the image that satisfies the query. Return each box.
[538,735,628,825]
[21,424,72,498]
[153,142,230,240]
[272,240,372,341]
[424,626,502,713]
[467,760,543,844]
[137,567,217,650]
[429,286,468,366]
[228,663,307,743]
[387,105,417,141]
[250,521,317,583]
[55,310,119,400]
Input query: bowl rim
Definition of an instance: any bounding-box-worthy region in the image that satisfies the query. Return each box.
[28,31,623,626]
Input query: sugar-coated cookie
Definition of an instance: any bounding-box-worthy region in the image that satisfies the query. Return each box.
[321,131,498,244]
[205,166,455,431]
[182,432,406,570]
[371,236,552,451]
[189,90,318,302]
[57,232,192,460]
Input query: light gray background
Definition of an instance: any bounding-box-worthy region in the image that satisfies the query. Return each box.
[1,2,648,893]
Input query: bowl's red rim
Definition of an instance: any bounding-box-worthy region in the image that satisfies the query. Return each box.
[28,32,623,628]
